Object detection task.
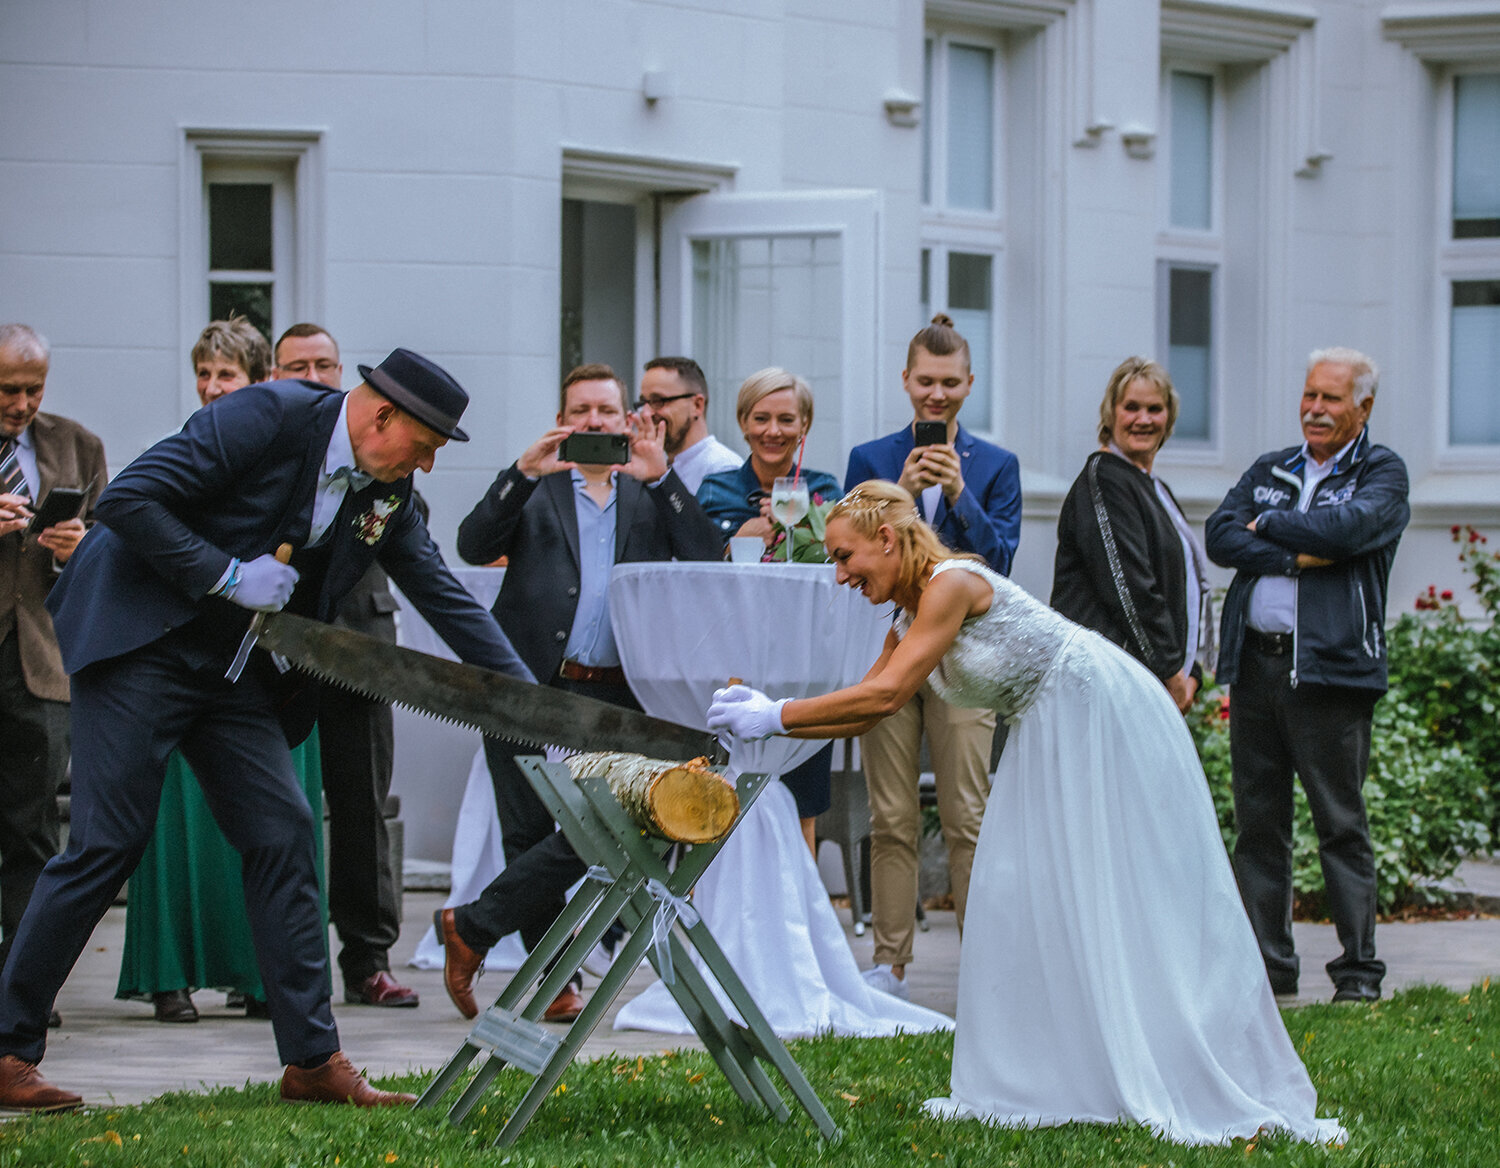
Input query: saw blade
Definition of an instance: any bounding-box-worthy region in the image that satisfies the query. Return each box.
[257,611,719,761]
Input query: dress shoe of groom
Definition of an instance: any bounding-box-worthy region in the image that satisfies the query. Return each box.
[345,971,420,1008]
[434,908,485,1020]
[0,1054,83,1113]
[543,980,585,1024]
[279,1051,416,1107]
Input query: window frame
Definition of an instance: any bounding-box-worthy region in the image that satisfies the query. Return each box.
[1437,65,1500,462]
[922,26,1006,225]
[1155,59,1228,456]
[179,129,322,416]
[921,23,1007,441]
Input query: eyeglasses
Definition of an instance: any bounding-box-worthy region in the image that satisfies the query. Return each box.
[634,391,697,411]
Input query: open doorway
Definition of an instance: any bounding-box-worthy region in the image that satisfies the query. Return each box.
[559,198,637,383]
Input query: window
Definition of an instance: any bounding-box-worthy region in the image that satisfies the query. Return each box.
[920,27,1005,434]
[691,233,843,446]
[1446,72,1500,446]
[1156,66,1223,444]
[180,130,321,394]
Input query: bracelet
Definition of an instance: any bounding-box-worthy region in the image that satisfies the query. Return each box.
[215,557,243,598]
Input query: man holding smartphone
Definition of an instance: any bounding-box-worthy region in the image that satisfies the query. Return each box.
[436,364,721,1024]
[842,314,1020,1001]
[0,324,107,997]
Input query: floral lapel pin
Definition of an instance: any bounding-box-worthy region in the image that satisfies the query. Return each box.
[353,496,403,545]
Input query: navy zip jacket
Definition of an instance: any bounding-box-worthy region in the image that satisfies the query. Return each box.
[1205,429,1409,691]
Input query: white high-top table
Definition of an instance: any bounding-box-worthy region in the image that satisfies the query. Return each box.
[607,561,953,1038]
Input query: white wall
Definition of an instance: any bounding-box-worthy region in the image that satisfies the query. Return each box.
[2,0,1496,859]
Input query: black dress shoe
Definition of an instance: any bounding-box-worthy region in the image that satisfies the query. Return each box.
[1332,981,1381,1003]
[244,997,272,1019]
[153,989,199,1023]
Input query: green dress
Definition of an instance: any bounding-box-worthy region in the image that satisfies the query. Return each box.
[116,732,327,1002]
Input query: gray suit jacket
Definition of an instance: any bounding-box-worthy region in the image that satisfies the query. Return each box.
[0,411,107,701]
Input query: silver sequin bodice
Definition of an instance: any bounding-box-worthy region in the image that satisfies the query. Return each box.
[895,559,1077,725]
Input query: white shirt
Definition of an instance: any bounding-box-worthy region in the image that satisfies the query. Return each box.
[7,424,39,499]
[670,433,741,495]
[1247,435,1358,634]
[307,394,371,546]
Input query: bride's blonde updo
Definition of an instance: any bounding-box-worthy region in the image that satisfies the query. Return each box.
[827,480,976,599]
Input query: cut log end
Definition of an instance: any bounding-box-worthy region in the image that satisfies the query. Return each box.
[649,763,741,843]
[566,751,739,843]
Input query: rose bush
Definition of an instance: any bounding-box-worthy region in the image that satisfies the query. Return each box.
[1189,525,1499,913]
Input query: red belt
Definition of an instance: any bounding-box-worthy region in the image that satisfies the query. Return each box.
[559,659,627,686]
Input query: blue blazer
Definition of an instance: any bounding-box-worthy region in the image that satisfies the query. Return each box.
[844,424,1021,574]
[47,382,531,684]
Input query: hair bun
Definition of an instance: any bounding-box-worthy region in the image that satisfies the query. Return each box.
[930,313,956,328]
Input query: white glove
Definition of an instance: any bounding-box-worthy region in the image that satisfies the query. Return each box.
[223,553,300,612]
[706,685,788,741]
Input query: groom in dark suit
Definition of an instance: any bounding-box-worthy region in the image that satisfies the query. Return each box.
[0,349,533,1112]
[434,363,721,1022]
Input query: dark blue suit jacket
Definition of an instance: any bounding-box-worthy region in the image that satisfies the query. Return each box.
[843,424,1022,574]
[47,382,531,685]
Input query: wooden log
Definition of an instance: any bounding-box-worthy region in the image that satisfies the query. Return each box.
[566,751,738,843]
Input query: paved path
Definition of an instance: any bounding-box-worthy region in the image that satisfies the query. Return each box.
[26,863,1500,1109]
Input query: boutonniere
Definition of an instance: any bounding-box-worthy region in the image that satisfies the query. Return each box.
[353,495,403,545]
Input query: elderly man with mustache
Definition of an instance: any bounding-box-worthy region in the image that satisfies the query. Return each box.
[1206,347,1409,1007]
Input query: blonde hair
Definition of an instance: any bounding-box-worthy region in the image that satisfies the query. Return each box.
[826,480,980,599]
[1097,356,1178,446]
[734,367,814,431]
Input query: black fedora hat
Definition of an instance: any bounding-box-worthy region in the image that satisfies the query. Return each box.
[357,348,471,442]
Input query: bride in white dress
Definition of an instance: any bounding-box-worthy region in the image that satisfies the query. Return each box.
[707,481,1345,1147]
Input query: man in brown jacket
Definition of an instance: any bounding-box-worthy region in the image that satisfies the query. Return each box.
[0,324,107,976]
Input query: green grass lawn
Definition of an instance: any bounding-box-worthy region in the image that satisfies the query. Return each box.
[2,983,1496,1167]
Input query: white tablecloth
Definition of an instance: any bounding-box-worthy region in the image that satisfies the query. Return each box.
[608,561,953,1037]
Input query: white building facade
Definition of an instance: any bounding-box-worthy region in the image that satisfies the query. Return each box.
[3,0,1498,849]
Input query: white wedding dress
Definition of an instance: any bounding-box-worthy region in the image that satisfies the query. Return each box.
[916,561,1345,1146]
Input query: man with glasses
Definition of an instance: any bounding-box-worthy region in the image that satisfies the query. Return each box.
[636,357,740,493]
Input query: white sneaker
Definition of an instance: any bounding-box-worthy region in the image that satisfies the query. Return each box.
[861,963,910,1001]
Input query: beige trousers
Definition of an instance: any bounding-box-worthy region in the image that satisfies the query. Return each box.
[860,681,995,968]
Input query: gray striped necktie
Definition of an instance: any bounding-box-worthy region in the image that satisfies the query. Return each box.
[0,436,29,502]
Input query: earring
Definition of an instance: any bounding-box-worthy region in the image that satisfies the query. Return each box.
[884,547,891,555]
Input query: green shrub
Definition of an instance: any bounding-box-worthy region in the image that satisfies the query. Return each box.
[1189,525,1500,913]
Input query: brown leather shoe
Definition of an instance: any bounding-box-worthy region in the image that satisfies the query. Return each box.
[279,1051,416,1107]
[434,908,484,1020]
[0,1054,83,1113]
[542,983,584,1024]
[344,970,419,1008]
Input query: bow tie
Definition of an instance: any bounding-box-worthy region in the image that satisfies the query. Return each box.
[329,465,374,492]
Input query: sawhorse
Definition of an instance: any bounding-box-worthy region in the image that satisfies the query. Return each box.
[415,757,842,1147]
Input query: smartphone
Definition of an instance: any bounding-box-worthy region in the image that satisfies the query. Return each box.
[560,431,630,465]
[914,421,947,447]
[27,486,88,531]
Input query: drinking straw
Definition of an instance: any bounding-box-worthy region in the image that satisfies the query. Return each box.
[793,433,806,483]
